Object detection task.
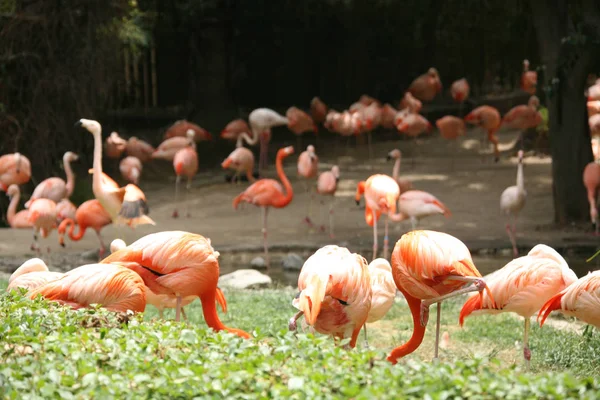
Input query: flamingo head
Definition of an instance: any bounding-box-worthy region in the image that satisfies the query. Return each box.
[517,150,524,162]
[64,151,79,163]
[331,165,340,182]
[279,146,294,157]
[221,157,233,169]
[523,59,530,70]
[110,239,127,253]
[75,119,102,136]
[387,149,401,161]
[6,184,19,199]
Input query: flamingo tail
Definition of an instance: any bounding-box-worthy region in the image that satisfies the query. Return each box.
[459,295,482,327]
[215,287,228,313]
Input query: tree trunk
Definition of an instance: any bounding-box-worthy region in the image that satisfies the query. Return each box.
[530,0,597,224]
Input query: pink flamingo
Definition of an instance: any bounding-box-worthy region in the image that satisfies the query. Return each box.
[503,99,543,148]
[390,190,451,230]
[233,146,294,267]
[464,105,502,162]
[396,113,432,167]
[521,60,537,95]
[450,78,470,103]
[500,150,527,257]
[7,258,63,292]
[126,137,155,163]
[363,257,396,345]
[589,114,600,137]
[249,108,289,172]
[436,115,466,168]
[355,174,400,260]
[381,104,398,129]
[120,156,143,185]
[56,199,76,224]
[152,130,196,161]
[6,184,32,228]
[163,119,212,142]
[220,119,251,142]
[460,244,577,368]
[316,165,339,237]
[408,68,442,102]
[399,92,423,114]
[297,145,319,226]
[287,106,318,149]
[387,149,413,193]
[583,157,600,235]
[310,97,328,125]
[172,138,198,218]
[25,151,78,207]
[104,132,128,159]
[28,198,57,253]
[222,147,256,184]
[359,94,381,106]
[0,152,31,191]
[588,101,600,117]
[58,199,112,258]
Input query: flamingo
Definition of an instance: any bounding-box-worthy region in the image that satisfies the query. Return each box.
[104,132,128,159]
[589,81,600,102]
[460,244,577,368]
[297,145,319,227]
[399,92,423,114]
[583,158,600,235]
[359,103,383,158]
[58,199,112,258]
[464,105,502,162]
[56,199,77,224]
[387,149,413,193]
[25,151,78,207]
[396,114,432,167]
[363,258,396,345]
[102,230,250,338]
[589,114,600,137]
[152,130,196,161]
[355,174,400,260]
[220,119,251,142]
[387,230,495,363]
[172,137,198,218]
[119,156,143,185]
[7,258,63,292]
[381,104,398,130]
[521,59,537,95]
[249,108,289,172]
[450,78,470,111]
[125,137,155,163]
[221,147,256,184]
[436,116,466,169]
[502,101,543,148]
[359,94,381,106]
[163,119,212,142]
[28,198,57,253]
[316,165,339,238]
[539,270,600,328]
[287,106,318,149]
[288,245,372,348]
[588,101,600,116]
[76,119,154,227]
[28,263,147,313]
[6,184,32,228]
[310,97,328,125]
[233,146,294,267]
[0,152,31,191]
[408,68,442,102]
[390,190,452,230]
[501,150,527,257]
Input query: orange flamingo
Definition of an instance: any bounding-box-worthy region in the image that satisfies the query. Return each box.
[222,147,256,184]
[29,263,147,313]
[464,105,501,162]
[408,68,442,102]
[76,119,154,227]
[502,101,543,148]
[355,174,400,260]
[126,137,155,163]
[501,151,527,257]
[539,270,600,329]
[120,156,143,185]
[104,132,127,159]
[288,245,372,348]
[396,114,432,167]
[363,258,396,345]
[25,151,79,207]
[310,97,328,124]
[583,158,600,235]
[316,165,339,238]
[28,198,57,253]
[460,244,577,368]
[6,184,32,228]
[164,119,212,142]
[220,119,251,142]
[172,138,198,218]
[436,115,466,169]
[7,258,63,292]
[287,106,318,149]
[297,145,319,226]
[58,199,112,258]
[387,230,494,363]
[390,190,451,230]
[249,108,289,172]
[0,152,31,191]
[152,130,196,161]
[56,199,77,224]
[233,146,294,267]
[521,59,537,95]
[102,230,250,338]
[387,149,413,193]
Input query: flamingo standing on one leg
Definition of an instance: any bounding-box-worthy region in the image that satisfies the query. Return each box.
[387,230,495,363]
[172,137,198,218]
[126,137,155,163]
[288,245,372,348]
[387,149,413,192]
[362,258,396,346]
[583,157,600,235]
[28,199,57,253]
[287,106,318,150]
[220,119,251,143]
[221,147,256,184]
[163,120,212,142]
[355,174,400,260]
[25,151,79,207]
[310,97,328,125]
[460,244,577,368]
[233,146,294,267]
[152,130,197,162]
[408,68,442,102]
[297,145,319,227]
[521,59,537,95]
[450,78,470,117]
[0,152,31,191]
[464,105,502,162]
[436,116,466,169]
[102,230,250,337]
[105,132,128,159]
[120,156,143,185]
[56,199,77,224]
[58,199,112,258]
[7,258,63,292]
[502,99,543,150]
[390,190,452,230]
[501,150,527,257]
[316,165,339,237]
[396,114,432,167]
[249,108,289,172]
[6,184,32,228]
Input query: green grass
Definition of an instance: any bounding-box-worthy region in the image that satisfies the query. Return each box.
[1,281,600,399]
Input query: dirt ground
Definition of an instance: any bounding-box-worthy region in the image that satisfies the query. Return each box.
[1,126,599,279]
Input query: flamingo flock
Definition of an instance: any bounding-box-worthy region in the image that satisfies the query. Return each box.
[2,59,600,369]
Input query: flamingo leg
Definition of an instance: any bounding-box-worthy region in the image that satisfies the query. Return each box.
[172,175,181,218]
[262,206,270,268]
[30,228,40,253]
[362,324,369,348]
[434,302,442,359]
[506,216,518,258]
[412,136,417,168]
[367,131,373,160]
[372,210,378,261]
[288,310,304,331]
[185,177,192,217]
[329,197,335,238]
[158,309,164,319]
[383,216,389,260]
[175,294,182,322]
[523,317,531,370]
[96,230,106,260]
[303,181,313,227]
[181,306,188,322]
[410,216,418,231]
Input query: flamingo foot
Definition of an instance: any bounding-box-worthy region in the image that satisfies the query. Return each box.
[98,247,106,260]
[420,302,430,327]
[319,225,326,232]
[289,311,304,331]
[172,210,179,218]
[47,246,51,254]
[303,217,314,227]
[523,346,531,362]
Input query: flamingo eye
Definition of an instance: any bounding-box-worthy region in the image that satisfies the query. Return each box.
[336,298,349,306]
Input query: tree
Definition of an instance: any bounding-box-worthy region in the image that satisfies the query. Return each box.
[529,0,600,224]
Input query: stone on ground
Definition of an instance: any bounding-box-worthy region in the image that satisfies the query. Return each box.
[219,269,272,289]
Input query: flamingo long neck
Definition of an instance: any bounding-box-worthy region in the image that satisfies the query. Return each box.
[92,129,103,195]
[236,131,258,148]
[392,158,401,181]
[355,181,365,203]
[64,156,75,197]
[200,291,249,338]
[516,160,524,193]
[387,289,426,364]
[68,220,86,241]
[7,190,19,226]
[273,153,293,207]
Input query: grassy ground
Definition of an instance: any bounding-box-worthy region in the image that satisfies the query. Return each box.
[2,279,600,399]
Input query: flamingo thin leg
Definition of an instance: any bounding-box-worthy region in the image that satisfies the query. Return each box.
[384,217,389,259]
[185,177,192,217]
[172,175,181,218]
[175,294,182,322]
[434,302,442,359]
[96,230,106,260]
[329,197,335,238]
[367,131,373,160]
[523,317,531,370]
[363,324,369,348]
[372,211,378,261]
[506,216,518,258]
[181,306,188,322]
[262,207,270,268]
[288,310,304,331]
